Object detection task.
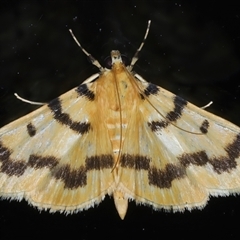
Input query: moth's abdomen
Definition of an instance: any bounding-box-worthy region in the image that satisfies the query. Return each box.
[106,111,128,161]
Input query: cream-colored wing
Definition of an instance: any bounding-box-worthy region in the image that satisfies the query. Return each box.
[119,78,240,211]
[0,80,114,213]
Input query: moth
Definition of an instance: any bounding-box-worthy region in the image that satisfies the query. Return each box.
[0,20,240,220]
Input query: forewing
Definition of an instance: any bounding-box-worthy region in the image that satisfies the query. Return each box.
[0,81,114,212]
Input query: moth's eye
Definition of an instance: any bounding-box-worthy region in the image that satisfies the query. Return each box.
[104,56,112,69]
[121,55,130,66]
[104,54,130,69]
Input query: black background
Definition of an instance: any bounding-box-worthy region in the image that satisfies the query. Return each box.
[0,1,240,239]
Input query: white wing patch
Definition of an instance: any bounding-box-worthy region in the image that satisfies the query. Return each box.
[0,20,240,219]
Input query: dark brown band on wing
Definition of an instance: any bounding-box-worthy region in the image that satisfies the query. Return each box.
[179,150,237,174]
[140,83,160,100]
[148,164,186,188]
[28,154,59,169]
[48,97,91,134]
[86,155,114,170]
[0,142,12,160]
[52,154,114,189]
[120,134,240,189]
[52,164,87,189]
[179,134,240,174]
[148,95,187,131]
[1,160,27,177]
[166,96,188,121]
[209,133,240,173]
[225,133,240,159]
[178,151,209,167]
[147,120,168,131]
[0,141,114,189]
[1,133,239,190]
[76,84,95,101]
[0,142,27,176]
[120,154,150,170]
[143,83,160,97]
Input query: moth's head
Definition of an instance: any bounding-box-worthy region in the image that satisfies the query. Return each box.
[111,50,122,64]
[104,50,130,69]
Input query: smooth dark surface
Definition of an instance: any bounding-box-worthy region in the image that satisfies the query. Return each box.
[0,1,240,239]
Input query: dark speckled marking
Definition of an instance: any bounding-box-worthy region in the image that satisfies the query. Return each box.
[48,97,91,134]
[86,155,114,170]
[209,157,237,174]
[0,141,12,161]
[143,83,159,97]
[200,119,209,134]
[1,160,26,177]
[225,133,240,159]
[0,142,26,176]
[76,84,95,101]
[148,95,187,131]
[147,120,168,131]
[27,122,36,137]
[179,151,209,167]
[209,133,240,173]
[179,149,237,174]
[179,134,240,174]
[120,154,150,170]
[52,154,114,189]
[28,154,58,169]
[53,164,87,189]
[148,164,186,188]
[166,96,187,122]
